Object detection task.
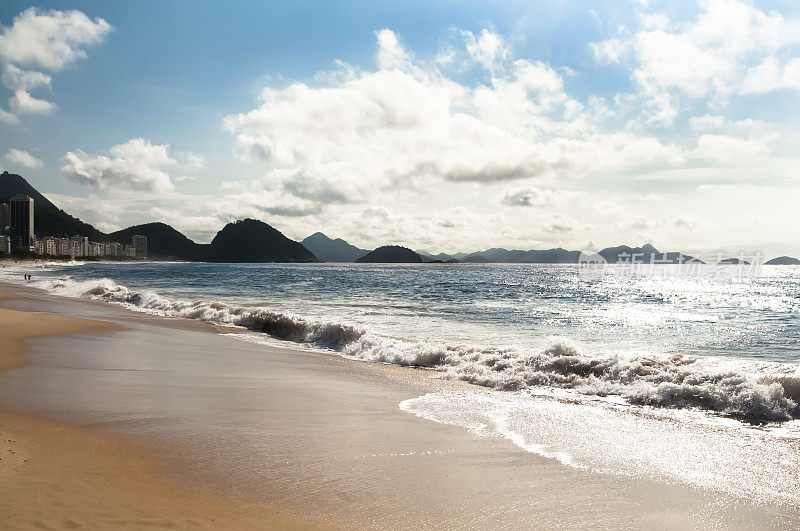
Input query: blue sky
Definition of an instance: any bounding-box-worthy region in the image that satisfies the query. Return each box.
[2,1,800,257]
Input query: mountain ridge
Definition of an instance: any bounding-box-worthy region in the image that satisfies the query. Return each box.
[3,172,798,264]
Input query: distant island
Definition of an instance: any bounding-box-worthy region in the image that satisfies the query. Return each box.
[355,245,422,263]
[2,171,799,265]
[765,256,800,265]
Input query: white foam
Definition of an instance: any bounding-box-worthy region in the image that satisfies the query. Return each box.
[400,390,800,506]
[11,273,800,422]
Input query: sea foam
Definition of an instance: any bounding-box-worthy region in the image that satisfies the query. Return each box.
[32,275,800,422]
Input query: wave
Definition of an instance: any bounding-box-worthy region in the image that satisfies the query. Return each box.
[37,275,800,422]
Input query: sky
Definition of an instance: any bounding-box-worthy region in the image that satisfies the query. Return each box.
[1,0,800,258]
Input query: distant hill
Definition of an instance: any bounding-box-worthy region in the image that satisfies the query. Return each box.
[765,256,800,265]
[355,245,422,263]
[418,251,461,263]
[717,258,750,265]
[464,248,582,263]
[453,244,701,264]
[597,244,702,264]
[0,171,105,239]
[108,222,201,260]
[302,232,368,262]
[204,218,319,263]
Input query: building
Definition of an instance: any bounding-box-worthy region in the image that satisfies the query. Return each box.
[10,195,34,251]
[0,235,10,254]
[54,237,72,256]
[124,245,136,258]
[70,236,88,257]
[104,241,123,256]
[89,241,104,257]
[132,234,147,259]
[0,202,9,228]
[42,236,57,255]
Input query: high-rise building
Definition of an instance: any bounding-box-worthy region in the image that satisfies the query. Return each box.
[0,235,10,254]
[132,234,147,259]
[10,195,34,250]
[0,202,9,228]
[104,241,123,256]
[70,236,88,257]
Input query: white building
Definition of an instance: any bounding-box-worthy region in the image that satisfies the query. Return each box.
[71,236,89,257]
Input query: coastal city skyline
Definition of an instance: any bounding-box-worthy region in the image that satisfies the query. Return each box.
[2,2,800,258]
[0,191,147,258]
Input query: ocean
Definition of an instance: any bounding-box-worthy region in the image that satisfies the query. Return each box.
[3,261,800,506]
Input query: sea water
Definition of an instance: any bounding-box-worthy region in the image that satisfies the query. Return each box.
[3,261,799,505]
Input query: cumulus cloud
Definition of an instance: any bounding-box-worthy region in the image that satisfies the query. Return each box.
[61,138,177,193]
[224,28,683,209]
[741,57,800,94]
[0,8,111,69]
[542,214,576,233]
[0,8,111,123]
[462,29,510,71]
[5,148,43,168]
[500,186,568,207]
[590,0,800,124]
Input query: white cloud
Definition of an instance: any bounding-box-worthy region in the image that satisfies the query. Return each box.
[0,8,111,124]
[542,214,576,234]
[0,106,19,124]
[9,88,55,115]
[61,138,176,193]
[5,148,43,168]
[0,8,111,70]
[375,28,411,70]
[741,57,800,94]
[462,29,510,71]
[223,29,683,211]
[693,134,772,162]
[591,0,800,124]
[1,64,51,91]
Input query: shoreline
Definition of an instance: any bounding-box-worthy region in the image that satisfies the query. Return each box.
[1,280,799,528]
[0,285,326,529]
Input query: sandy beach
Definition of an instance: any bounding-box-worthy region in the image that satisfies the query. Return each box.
[0,285,323,529]
[1,280,799,529]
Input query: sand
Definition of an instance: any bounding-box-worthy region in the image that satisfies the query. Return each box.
[0,288,324,529]
[1,281,799,529]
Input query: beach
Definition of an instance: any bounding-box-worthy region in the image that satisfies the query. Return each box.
[1,280,799,529]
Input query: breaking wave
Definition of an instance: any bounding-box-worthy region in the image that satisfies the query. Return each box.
[39,275,800,422]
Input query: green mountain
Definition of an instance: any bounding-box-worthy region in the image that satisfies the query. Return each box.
[355,245,422,263]
[108,222,202,260]
[204,218,319,262]
[1,171,105,239]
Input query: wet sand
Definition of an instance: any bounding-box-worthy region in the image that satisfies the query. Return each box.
[0,287,323,529]
[1,281,799,529]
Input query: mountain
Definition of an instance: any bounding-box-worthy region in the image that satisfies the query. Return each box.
[108,222,201,260]
[717,258,750,265]
[204,218,319,263]
[0,171,105,239]
[302,232,368,262]
[462,248,582,263]
[355,245,422,263]
[0,171,58,208]
[765,256,800,265]
[452,244,702,264]
[598,244,701,264]
[418,251,460,263]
